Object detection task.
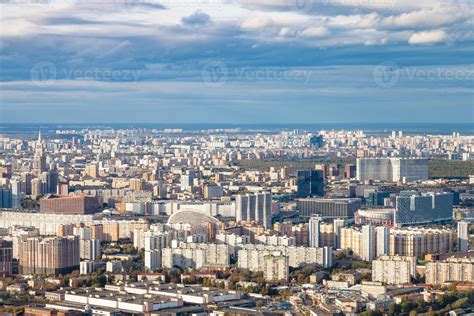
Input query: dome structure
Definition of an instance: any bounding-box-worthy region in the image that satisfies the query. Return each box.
[167,209,218,226]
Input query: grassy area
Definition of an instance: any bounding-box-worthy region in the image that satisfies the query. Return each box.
[236,158,474,179]
[429,159,474,179]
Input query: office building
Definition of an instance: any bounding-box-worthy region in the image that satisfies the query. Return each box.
[394,192,453,226]
[204,185,224,199]
[297,198,361,218]
[0,187,12,208]
[40,194,100,215]
[296,169,324,198]
[366,191,390,206]
[10,180,21,208]
[356,158,428,182]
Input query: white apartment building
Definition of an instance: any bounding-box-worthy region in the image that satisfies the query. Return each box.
[161,242,229,269]
[238,244,332,272]
[264,253,289,282]
[372,255,416,285]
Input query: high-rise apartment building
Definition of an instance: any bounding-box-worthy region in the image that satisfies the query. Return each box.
[362,225,376,261]
[309,216,321,248]
[238,245,332,271]
[426,256,474,286]
[263,253,289,282]
[235,192,272,228]
[333,218,345,249]
[18,236,80,275]
[389,228,454,258]
[375,226,390,257]
[0,239,13,276]
[457,221,469,252]
[372,255,416,285]
[161,242,229,269]
[79,239,101,261]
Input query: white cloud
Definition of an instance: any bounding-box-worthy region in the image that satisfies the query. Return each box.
[300,26,329,37]
[240,16,274,30]
[408,29,449,44]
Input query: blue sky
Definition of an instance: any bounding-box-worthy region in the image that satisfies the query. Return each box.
[0,0,473,123]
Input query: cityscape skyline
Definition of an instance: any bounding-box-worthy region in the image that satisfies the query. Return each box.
[0,1,473,315]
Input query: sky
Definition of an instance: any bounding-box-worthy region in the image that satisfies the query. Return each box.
[0,0,473,124]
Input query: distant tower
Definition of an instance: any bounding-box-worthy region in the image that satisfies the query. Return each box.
[309,215,321,248]
[33,131,47,176]
[375,226,390,257]
[362,225,376,261]
[457,221,469,252]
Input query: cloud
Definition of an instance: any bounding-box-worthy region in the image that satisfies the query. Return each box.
[240,16,274,30]
[299,26,329,37]
[408,30,449,45]
[181,10,212,26]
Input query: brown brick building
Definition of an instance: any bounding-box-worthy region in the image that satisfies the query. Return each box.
[40,194,100,215]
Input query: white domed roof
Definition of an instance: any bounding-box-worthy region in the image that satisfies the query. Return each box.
[167,209,218,226]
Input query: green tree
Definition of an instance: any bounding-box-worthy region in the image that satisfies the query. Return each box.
[388,303,401,316]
